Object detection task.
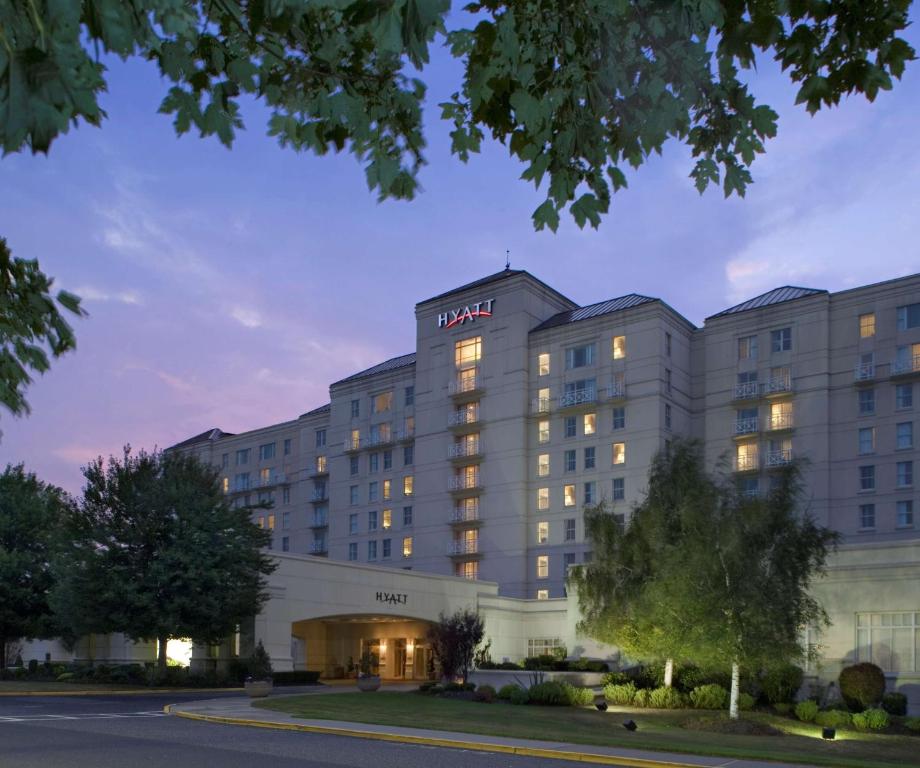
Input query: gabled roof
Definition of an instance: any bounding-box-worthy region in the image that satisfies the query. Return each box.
[417,268,575,308]
[708,286,828,320]
[530,294,658,333]
[332,352,416,387]
[167,427,233,451]
[300,403,331,419]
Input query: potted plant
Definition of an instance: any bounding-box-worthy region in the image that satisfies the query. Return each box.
[243,641,274,698]
[356,651,380,692]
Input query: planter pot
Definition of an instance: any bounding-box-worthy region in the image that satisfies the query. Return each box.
[357,675,381,692]
[244,679,273,698]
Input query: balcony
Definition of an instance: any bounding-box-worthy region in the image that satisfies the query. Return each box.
[450,505,481,525]
[310,488,329,503]
[733,417,759,436]
[735,454,759,472]
[558,388,597,409]
[232,482,251,493]
[607,380,627,400]
[767,448,793,467]
[309,464,328,478]
[891,353,920,377]
[310,541,328,555]
[763,376,793,396]
[344,436,361,452]
[767,412,794,431]
[258,472,286,487]
[395,427,415,442]
[531,397,552,415]
[447,539,480,557]
[448,440,481,460]
[448,410,479,428]
[733,381,760,401]
[448,475,481,493]
[309,514,328,529]
[854,363,875,382]
[364,431,395,449]
[448,368,483,398]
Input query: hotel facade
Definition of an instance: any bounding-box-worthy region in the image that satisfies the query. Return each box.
[31,269,920,707]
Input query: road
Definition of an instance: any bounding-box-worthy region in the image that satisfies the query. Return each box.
[0,692,585,768]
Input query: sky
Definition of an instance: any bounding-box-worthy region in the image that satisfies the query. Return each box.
[2,15,919,495]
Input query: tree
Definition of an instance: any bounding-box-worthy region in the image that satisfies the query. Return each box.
[427,608,485,683]
[573,439,838,718]
[0,464,73,670]
[0,238,85,421]
[1,1,914,231]
[51,447,276,672]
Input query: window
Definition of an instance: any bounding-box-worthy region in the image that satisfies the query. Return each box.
[896,461,913,487]
[350,399,360,418]
[259,467,271,486]
[584,481,596,504]
[536,589,549,600]
[665,368,672,393]
[612,477,625,500]
[382,450,392,471]
[456,560,478,580]
[897,422,913,450]
[583,413,596,435]
[403,536,413,557]
[738,335,758,360]
[736,442,758,471]
[858,427,876,455]
[404,415,415,437]
[538,352,550,376]
[371,391,393,414]
[349,485,359,505]
[367,510,378,531]
[527,638,562,656]
[383,479,392,500]
[281,536,289,552]
[612,335,626,360]
[349,428,361,450]
[234,472,250,491]
[369,453,379,473]
[368,481,378,502]
[403,445,414,465]
[665,332,672,356]
[563,449,576,472]
[859,389,875,416]
[771,327,792,352]
[538,454,550,477]
[381,509,392,530]
[739,476,759,498]
[349,513,358,535]
[896,302,920,330]
[897,501,914,527]
[564,518,576,542]
[564,552,576,570]
[536,387,551,412]
[859,504,876,530]
[379,538,392,559]
[566,343,595,369]
[584,446,595,470]
[612,442,626,465]
[221,453,229,468]
[536,555,549,579]
[537,521,549,544]
[612,407,625,430]
[538,487,549,510]
[859,313,876,338]
[369,422,391,445]
[896,343,920,374]
[348,543,358,561]
[403,476,414,496]
[282,486,291,505]
[368,540,377,560]
[538,420,550,444]
[258,489,273,505]
[560,484,576,507]
[455,336,482,369]
[349,456,359,475]
[857,612,920,672]
[236,449,250,465]
[896,384,913,410]
[405,385,415,407]
[267,514,275,530]
[665,403,672,430]
[564,416,576,438]
[403,506,413,526]
[859,465,876,492]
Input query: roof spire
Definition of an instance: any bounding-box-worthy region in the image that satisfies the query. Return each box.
[505,249,511,270]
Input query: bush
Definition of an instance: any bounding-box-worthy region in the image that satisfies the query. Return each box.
[417,681,438,693]
[852,708,890,731]
[27,659,38,674]
[632,688,652,708]
[773,702,792,715]
[815,709,851,729]
[564,685,595,707]
[604,682,636,706]
[649,686,686,709]
[677,665,731,693]
[760,664,804,705]
[528,681,569,706]
[839,663,886,711]
[272,671,321,686]
[795,700,819,722]
[739,692,755,711]
[509,686,530,705]
[443,682,475,692]
[601,671,630,687]
[477,660,521,670]
[247,641,273,681]
[690,684,728,710]
[905,717,920,732]
[881,692,908,716]
[497,684,518,701]
[473,684,496,703]
[56,672,75,682]
[570,658,609,673]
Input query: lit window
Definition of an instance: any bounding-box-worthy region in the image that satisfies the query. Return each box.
[770,401,793,430]
[222,477,229,493]
[260,467,271,486]
[536,555,549,579]
[456,560,478,580]
[382,509,392,530]
[538,353,550,376]
[383,479,392,500]
[736,442,758,471]
[537,487,549,510]
[583,413,596,435]
[858,427,875,455]
[267,514,275,530]
[771,327,792,352]
[612,335,626,360]
[536,589,549,600]
[538,420,550,443]
[859,313,876,338]
[371,391,392,414]
[403,476,414,496]
[563,484,576,507]
[738,335,758,360]
[897,422,913,450]
[538,454,550,477]
[612,443,626,465]
[895,343,920,374]
[455,336,482,369]
[404,415,415,437]
[316,455,327,473]
[403,537,413,557]
[537,521,549,543]
[349,428,361,450]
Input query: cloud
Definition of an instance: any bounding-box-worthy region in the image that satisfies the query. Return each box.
[74,285,143,305]
[51,445,105,466]
[229,305,263,329]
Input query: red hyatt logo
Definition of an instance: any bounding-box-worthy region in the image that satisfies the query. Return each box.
[438,298,495,329]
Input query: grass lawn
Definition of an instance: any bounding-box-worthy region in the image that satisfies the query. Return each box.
[255,691,918,768]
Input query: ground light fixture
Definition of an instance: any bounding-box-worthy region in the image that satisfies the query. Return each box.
[821,727,836,740]
[595,702,608,711]
[623,720,638,732]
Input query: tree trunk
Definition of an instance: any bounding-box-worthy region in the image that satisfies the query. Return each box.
[729,661,740,720]
[157,635,169,674]
[664,658,674,688]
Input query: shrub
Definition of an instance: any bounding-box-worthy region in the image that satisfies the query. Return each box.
[760,664,804,705]
[794,700,819,722]
[632,688,652,708]
[839,663,886,711]
[677,666,731,693]
[56,672,75,682]
[272,671,321,686]
[477,661,521,670]
[905,717,920,732]
[27,659,38,674]
[604,682,636,706]
[247,641,273,681]
[852,708,889,731]
[773,702,792,715]
[881,692,908,716]
[690,684,728,710]
[509,686,530,705]
[473,684,496,703]
[815,710,851,729]
[649,686,686,709]
[497,684,518,701]
[528,681,569,706]
[444,681,475,692]
[564,685,595,707]
[601,671,630,687]
[417,681,438,693]
[570,658,609,672]
[739,692,755,711]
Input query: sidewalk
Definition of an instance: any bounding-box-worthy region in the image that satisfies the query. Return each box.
[166,693,815,768]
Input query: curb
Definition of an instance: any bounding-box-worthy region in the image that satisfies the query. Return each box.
[166,708,701,768]
[0,687,243,697]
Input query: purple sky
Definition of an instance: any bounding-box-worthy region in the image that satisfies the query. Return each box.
[2,20,919,495]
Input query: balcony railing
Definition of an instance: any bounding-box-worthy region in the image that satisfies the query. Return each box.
[365,431,394,448]
[448,440,481,459]
[259,472,286,487]
[892,354,920,376]
[448,410,478,427]
[448,539,479,556]
[233,481,251,493]
[310,541,328,555]
[767,448,793,467]
[448,474,480,492]
[608,380,627,399]
[763,376,793,395]
[395,427,415,441]
[559,388,597,408]
[310,515,328,528]
[311,489,328,502]
[735,454,759,472]
[734,417,759,436]
[733,381,759,400]
[344,436,361,451]
[450,504,480,524]
[740,488,760,499]
[767,412,794,430]
[448,368,482,395]
[854,363,875,382]
[531,397,552,414]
